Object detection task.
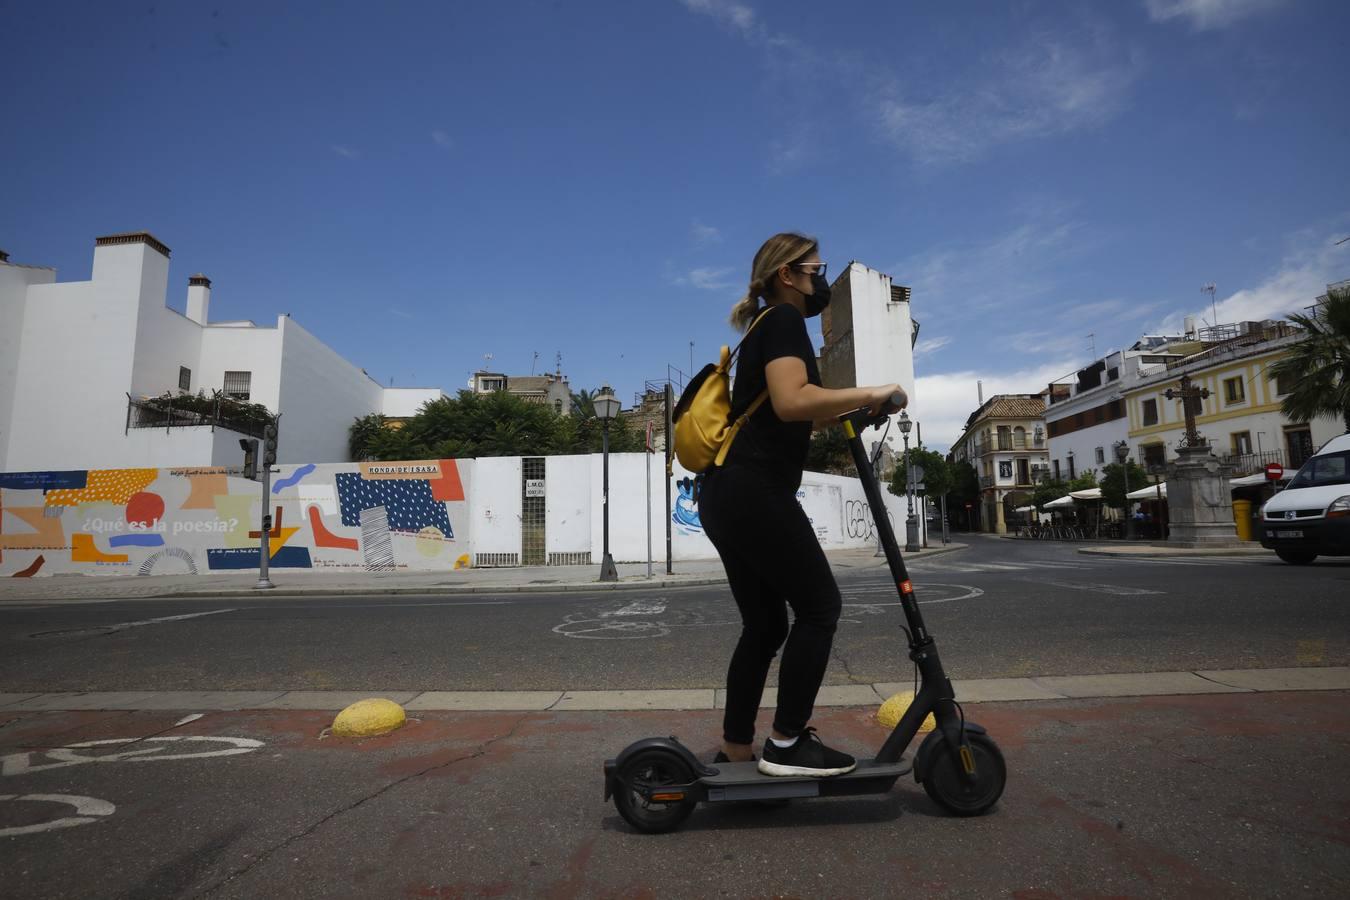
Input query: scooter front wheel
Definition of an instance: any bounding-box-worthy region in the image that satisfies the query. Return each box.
[612,749,698,834]
[922,733,1006,816]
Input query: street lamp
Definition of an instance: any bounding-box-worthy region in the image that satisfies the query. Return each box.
[1114,440,1132,541]
[595,384,621,582]
[898,411,920,552]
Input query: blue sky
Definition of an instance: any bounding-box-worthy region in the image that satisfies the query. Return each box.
[3,0,1347,450]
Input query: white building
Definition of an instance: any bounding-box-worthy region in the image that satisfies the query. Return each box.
[1043,345,1183,481]
[818,261,918,456]
[951,395,1050,533]
[0,232,446,471]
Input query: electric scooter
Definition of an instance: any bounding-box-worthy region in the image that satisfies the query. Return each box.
[603,395,1007,833]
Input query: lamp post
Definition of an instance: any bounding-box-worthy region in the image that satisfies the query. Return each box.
[595,385,621,582]
[1114,440,1132,540]
[898,411,920,553]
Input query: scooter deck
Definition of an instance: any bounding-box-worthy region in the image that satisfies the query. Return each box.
[701,758,912,803]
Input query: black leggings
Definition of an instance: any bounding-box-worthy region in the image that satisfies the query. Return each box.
[698,465,842,744]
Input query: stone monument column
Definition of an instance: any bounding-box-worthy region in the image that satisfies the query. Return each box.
[1165,445,1239,546]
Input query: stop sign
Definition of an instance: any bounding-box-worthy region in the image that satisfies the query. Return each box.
[1265,462,1284,481]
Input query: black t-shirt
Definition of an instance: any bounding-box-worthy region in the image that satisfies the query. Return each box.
[722,304,820,489]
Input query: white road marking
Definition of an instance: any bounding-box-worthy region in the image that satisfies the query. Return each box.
[30,608,237,637]
[0,794,115,836]
[600,599,667,617]
[1040,580,1163,596]
[2,735,264,777]
[172,713,204,727]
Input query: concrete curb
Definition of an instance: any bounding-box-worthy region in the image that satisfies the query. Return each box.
[0,545,969,603]
[3,667,1345,712]
[1077,546,1273,558]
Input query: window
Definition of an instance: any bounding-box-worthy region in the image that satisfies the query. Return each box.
[1287,451,1349,489]
[178,366,191,392]
[223,371,251,401]
[1231,431,1252,455]
[1273,369,1295,396]
[1142,398,1159,426]
[1095,446,1105,465]
[1224,376,1245,405]
[480,377,504,392]
[1142,443,1166,471]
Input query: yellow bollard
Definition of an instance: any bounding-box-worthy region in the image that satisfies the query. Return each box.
[877,691,936,733]
[332,698,406,738]
[1232,499,1253,541]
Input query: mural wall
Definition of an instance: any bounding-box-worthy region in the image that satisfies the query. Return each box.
[0,460,472,578]
[1,453,910,578]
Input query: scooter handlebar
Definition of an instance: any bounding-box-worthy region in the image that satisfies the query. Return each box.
[839,391,906,431]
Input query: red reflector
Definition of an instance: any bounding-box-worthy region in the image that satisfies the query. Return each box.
[900,580,914,594]
[650,792,686,802]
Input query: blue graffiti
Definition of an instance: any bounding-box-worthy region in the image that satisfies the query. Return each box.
[672,477,703,534]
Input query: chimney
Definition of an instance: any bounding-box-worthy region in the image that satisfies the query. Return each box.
[977,380,984,405]
[186,274,211,324]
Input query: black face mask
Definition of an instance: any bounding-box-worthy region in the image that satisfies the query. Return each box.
[804,272,832,317]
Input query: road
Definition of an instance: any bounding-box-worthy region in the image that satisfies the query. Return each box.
[2,537,1348,897]
[1,536,1346,693]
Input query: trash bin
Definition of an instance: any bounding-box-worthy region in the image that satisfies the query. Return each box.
[1232,499,1253,541]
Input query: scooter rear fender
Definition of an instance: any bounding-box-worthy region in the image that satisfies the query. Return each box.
[603,736,715,801]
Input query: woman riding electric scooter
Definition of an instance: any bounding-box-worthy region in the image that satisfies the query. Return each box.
[699,232,906,777]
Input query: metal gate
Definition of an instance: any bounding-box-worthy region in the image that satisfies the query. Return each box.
[521,457,546,566]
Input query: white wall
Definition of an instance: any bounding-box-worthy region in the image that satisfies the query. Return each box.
[5,242,145,471]
[383,387,444,418]
[0,262,55,472]
[845,263,918,454]
[277,317,385,464]
[545,455,591,555]
[197,322,283,413]
[471,457,522,559]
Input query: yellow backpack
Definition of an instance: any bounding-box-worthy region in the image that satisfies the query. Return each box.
[672,307,775,474]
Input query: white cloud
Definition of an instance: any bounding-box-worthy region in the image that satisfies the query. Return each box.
[912,359,1077,453]
[432,130,454,150]
[913,336,952,356]
[1150,231,1350,335]
[691,221,722,245]
[674,267,736,291]
[331,144,360,160]
[681,0,758,38]
[1143,0,1290,30]
[876,38,1140,166]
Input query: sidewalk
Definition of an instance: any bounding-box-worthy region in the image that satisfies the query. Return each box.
[0,543,967,603]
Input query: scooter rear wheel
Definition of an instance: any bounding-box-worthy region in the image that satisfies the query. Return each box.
[922,733,1006,816]
[613,749,698,834]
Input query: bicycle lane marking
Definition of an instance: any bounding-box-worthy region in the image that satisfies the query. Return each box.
[0,794,115,836]
[2,735,265,776]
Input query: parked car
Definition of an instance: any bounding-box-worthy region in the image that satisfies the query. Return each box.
[1260,432,1350,564]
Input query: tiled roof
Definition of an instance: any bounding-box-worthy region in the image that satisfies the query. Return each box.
[965,395,1045,427]
[508,376,555,392]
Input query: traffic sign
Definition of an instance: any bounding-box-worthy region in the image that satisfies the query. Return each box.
[964,502,972,509]
[1265,462,1284,481]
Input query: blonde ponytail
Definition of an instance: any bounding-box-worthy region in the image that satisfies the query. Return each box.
[727,233,818,332]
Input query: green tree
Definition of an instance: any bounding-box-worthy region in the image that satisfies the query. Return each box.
[570,388,596,418]
[947,460,981,529]
[804,427,853,475]
[1267,285,1350,432]
[1100,461,1150,510]
[1068,469,1100,491]
[1031,477,1069,510]
[889,447,952,500]
[348,413,388,461]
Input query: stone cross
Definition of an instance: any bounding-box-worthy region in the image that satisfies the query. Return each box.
[1163,374,1210,448]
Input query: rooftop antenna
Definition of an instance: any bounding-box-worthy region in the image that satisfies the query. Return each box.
[1087,332,1096,358]
[483,352,493,372]
[555,351,563,377]
[531,351,539,376]
[1201,283,1217,333]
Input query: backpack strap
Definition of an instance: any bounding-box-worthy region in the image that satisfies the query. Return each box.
[727,305,777,367]
[713,389,770,467]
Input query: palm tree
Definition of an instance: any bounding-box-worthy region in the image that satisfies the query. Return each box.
[1267,286,1350,433]
[570,388,596,418]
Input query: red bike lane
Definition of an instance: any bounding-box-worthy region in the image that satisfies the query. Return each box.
[2,691,1347,898]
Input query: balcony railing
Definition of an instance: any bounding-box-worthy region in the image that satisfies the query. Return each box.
[1219,448,1286,477]
[973,434,1045,455]
[979,475,994,488]
[126,393,272,440]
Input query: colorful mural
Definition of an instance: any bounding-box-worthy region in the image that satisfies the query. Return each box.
[0,459,472,578]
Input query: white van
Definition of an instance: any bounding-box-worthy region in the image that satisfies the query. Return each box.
[1260,431,1350,564]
